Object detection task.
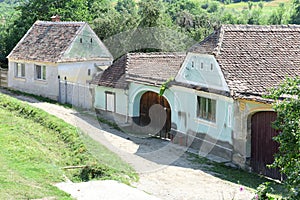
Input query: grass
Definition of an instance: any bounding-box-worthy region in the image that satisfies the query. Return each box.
[0,92,138,199]
[224,0,293,12]
[190,154,287,199]
[3,88,73,108]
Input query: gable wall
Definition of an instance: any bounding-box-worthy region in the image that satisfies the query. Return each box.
[176,53,229,92]
[62,25,112,61]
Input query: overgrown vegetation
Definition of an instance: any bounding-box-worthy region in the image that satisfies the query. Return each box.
[0,0,299,67]
[0,92,137,199]
[264,76,300,199]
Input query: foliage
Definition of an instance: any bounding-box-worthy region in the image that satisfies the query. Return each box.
[159,77,174,96]
[253,182,276,200]
[290,0,300,24]
[0,0,298,67]
[265,76,300,199]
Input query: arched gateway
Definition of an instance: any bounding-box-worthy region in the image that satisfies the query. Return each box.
[139,91,171,139]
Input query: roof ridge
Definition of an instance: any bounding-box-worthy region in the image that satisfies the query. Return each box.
[221,24,300,31]
[36,20,86,25]
[127,52,186,57]
[213,27,224,56]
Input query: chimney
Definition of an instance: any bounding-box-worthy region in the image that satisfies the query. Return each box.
[51,15,60,22]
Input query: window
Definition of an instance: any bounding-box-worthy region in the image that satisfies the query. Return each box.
[197,96,216,122]
[35,65,46,80]
[15,63,25,78]
[105,92,115,112]
[88,69,91,76]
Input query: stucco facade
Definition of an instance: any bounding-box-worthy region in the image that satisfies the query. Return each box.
[8,60,59,99]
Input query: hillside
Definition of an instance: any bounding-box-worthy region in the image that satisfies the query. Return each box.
[0,92,137,199]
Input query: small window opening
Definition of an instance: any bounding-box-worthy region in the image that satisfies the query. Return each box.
[80,38,83,43]
[211,63,213,71]
[88,69,91,76]
[201,63,204,70]
[90,38,93,43]
[191,61,194,68]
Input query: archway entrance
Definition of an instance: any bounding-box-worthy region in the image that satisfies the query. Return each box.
[139,91,171,139]
[251,111,281,179]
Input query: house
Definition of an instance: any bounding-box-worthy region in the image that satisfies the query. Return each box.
[93,25,300,179]
[7,16,113,108]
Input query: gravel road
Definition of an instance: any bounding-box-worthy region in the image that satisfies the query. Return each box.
[3,90,255,200]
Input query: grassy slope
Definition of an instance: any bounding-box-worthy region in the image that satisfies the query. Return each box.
[0,93,137,199]
[0,108,72,199]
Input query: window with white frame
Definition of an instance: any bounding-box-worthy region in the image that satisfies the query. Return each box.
[35,65,46,80]
[15,63,25,78]
[105,92,115,112]
[197,96,216,122]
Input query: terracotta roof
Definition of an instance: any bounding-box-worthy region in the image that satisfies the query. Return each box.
[126,52,186,85]
[93,54,127,89]
[93,52,186,88]
[190,24,300,98]
[8,21,85,63]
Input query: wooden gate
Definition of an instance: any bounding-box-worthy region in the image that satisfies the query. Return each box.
[140,91,171,139]
[251,111,281,179]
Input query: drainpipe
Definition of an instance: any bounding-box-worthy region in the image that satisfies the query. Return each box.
[125,89,129,123]
[58,75,61,102]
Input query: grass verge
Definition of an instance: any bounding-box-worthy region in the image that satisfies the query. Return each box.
[0,92,138,199]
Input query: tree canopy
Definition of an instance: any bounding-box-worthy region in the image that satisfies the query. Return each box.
[0,0,299,67]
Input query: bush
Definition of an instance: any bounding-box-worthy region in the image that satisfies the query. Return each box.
[265,76,300,199]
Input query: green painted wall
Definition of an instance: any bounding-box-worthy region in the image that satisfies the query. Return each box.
[176,53,229,92]
[128,82,234,144]
[63,25,112,60]
[94,86,127,115]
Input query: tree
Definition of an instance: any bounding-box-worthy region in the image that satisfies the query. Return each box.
[0,0,95,67]
[268,3,289,25]
[290,0,300,24]
[265,76,300,199]
[138,0,168,27]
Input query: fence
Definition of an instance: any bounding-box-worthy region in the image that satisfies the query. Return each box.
[0,68,8,88]
[58,80,93,109]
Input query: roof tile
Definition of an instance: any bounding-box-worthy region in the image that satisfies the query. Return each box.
[190,24,300,98]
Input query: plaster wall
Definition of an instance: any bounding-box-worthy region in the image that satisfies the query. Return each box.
[8,61,59,100]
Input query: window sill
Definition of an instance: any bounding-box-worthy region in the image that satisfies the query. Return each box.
[14,77,26,81]
[34,79,47,84]
[194,118,217,128]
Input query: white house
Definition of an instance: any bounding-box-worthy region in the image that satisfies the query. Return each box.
[7,16,113,107]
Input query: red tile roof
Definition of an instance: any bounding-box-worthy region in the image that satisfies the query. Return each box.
[8,21,85,63]
[93,52,186,88]
[190,25,300,98]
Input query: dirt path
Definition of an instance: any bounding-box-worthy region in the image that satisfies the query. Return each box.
[4,91,255,200]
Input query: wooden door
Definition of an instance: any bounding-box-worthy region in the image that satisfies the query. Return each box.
[251,111,281,179]
[140,91,171,139]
